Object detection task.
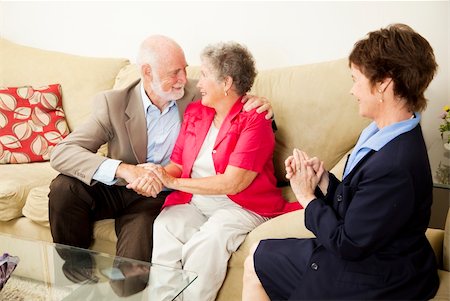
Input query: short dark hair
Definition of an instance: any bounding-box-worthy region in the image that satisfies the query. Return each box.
[201,42,257,95]
[349,23,437,112]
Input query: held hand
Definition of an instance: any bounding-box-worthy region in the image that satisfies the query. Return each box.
[151,165,176,190]
[137,163,158,171]
[116,163,163,197]
[126,174,163,198]
[241,94,273,120]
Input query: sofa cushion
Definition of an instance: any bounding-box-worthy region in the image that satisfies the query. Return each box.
[93,219,117,243]
[0,84,69,163]
[0,38,130,131]
[251,59,371,181]
[24,184,117,243]
[22,185,51,227]
[0,162,58,221]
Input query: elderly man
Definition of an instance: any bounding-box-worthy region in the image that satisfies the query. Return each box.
[48,35,272,262]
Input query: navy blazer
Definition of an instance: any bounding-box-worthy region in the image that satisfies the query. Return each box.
[290,125,439,300]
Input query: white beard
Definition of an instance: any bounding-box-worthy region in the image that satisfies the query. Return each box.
[151,74,185,102]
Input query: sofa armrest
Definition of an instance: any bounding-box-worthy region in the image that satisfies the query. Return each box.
[426,228,445,268]
[229,210,314,267]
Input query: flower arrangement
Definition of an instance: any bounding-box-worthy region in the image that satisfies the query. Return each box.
[439,105,450,149]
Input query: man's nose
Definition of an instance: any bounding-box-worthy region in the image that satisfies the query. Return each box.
[177,69,187,84]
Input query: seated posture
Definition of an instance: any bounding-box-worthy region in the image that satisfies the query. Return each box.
[130,42,300,301]
[243,23,440,300]
[48,35,272,264]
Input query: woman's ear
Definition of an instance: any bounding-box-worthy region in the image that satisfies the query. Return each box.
[224,76,233,91]
[379,77,393,93]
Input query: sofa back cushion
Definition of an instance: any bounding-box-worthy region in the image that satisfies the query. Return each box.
[0,84,69,163]
[251,59,370,182]
[0,38,130,132]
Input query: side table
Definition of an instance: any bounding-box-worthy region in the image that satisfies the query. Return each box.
[428,141,450,229]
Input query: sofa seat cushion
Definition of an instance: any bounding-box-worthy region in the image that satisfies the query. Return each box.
[0,162,57,221]
[432,270,449,300]
[22,185,52,227]
[93,219,117,243]
[24,184,117,242]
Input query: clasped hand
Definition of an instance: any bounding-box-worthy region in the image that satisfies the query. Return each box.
[125,163,173,198]
[285,149,328,207]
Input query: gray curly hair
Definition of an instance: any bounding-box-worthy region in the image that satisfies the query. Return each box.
[200,42,257,95]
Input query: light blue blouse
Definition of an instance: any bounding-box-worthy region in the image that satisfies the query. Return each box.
[343,113,420,179]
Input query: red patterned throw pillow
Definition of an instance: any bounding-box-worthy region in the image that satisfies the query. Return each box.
[0,84,69,163]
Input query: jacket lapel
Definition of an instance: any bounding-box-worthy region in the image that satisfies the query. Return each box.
[343,150,376,183]
[125,82,147,163]
[183,106,214,176]
[214,98,244,149]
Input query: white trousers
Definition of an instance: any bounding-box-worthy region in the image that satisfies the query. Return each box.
[151,201,268,301]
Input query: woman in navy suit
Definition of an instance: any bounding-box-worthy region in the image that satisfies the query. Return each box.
[242,23,439,300]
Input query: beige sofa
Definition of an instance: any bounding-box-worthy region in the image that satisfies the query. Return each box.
[0,38,447,300]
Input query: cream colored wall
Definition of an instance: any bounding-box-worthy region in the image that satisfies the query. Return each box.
[0,1,448,149]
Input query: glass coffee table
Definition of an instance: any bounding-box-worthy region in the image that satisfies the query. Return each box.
[0,233,197,300]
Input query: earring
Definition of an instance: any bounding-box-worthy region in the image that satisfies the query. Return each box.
[377,88,383,103]
[224,90,228,96]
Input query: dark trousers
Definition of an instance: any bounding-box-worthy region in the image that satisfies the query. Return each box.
[48,174,168,262]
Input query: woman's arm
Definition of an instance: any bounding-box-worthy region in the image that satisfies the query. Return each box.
[154,164,257,195]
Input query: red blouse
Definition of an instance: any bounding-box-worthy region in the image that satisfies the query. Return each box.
[163,99,301,217]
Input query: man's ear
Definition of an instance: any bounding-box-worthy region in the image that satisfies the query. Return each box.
[141,64,153,81]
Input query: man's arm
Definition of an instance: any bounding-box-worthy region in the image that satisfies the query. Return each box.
[50,93,113,185]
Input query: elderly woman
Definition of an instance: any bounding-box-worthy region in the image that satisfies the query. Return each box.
[242,24,439,300]
[147,42,301,301]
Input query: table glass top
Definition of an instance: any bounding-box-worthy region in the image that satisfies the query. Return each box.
[0,234,197,300]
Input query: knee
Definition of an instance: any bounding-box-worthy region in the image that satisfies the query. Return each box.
[243,254,258,285]
[48,174,84,211]
[49,174,77,196]
[152,210,171,235]
[243,242,260,278]
[249,242,259,256]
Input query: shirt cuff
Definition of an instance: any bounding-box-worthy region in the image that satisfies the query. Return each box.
[92,159,122,185]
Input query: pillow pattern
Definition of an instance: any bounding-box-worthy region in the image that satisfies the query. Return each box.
[0,84,69,163]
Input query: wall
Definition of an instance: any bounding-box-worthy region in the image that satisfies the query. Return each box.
[0,1,448,148]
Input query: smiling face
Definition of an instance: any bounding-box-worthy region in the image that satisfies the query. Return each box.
[139,35,188,105]
[350,64,380,120]
[150,49,187,102]
[196,60,224,108]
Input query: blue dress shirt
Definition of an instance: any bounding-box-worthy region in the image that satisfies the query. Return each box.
[92,83,181,185]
